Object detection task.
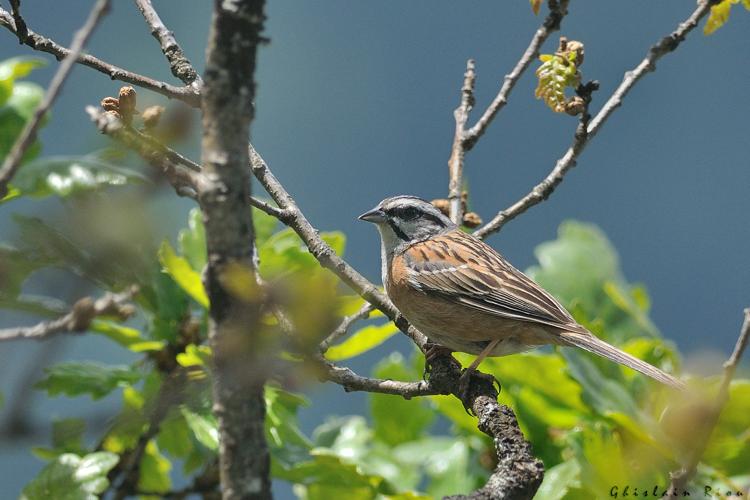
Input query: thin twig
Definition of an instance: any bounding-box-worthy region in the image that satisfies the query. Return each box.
[8,0,27,43]
[447,59,475,224]
[0,8,200,107]
[248,144,429,350]
[0,0,111,199]
[86,106,200,195]
[0,288,137,342]
[133,0,202,86]
[668,308,750,493]
[474,0,714,239]
[319,303,374,353]
[248,196,290,221]
[463,0,569,150]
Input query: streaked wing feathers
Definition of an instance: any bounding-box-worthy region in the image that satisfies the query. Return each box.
[404,230,575,329]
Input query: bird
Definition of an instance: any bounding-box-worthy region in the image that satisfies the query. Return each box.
[359,195,685,390]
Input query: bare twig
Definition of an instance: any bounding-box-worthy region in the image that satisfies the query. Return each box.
[474,0,714,239]
[668,308,750,493]
[0,0,110,199]
[8,0,27,43]
[249,144,429,350]
[0,288,136,342]
[463,0,569,149]
[0,8,200,107]
[248,195,290,221]
[133,0,202,87]
[319,303,374,353]
[447,59,475,224]
[86,106,200,196]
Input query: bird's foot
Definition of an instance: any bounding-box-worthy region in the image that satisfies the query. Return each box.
[422,343,457,380]
[457,368,500,414]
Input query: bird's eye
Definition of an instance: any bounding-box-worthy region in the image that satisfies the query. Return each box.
[401,207,419,220]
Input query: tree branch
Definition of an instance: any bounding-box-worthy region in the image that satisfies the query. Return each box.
[474,0,714,239]
[0,8,200,107]
[0,0,110,199]
[133,0,202,87]
[248,144,429,350]
[198,1,270,498]
[86,105,200,198]
[319,303,374,354]
[8,0,28,43]
[463,0,569,150]
[447,59,475,224]
[0,288,136,342]
[668,308,750,493]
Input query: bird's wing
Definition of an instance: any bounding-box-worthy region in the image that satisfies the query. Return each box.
[403,229,578,331]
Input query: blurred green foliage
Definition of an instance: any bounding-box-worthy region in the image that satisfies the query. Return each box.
[1,56,747,499]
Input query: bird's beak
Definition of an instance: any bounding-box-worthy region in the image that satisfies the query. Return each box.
[358,207,386,223]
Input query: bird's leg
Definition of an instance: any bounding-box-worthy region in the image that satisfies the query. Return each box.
[458,339,500,407]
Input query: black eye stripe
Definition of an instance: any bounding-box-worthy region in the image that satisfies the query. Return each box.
[387,218,410,241]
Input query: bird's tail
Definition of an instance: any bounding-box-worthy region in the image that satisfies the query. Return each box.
[558,330,686,390]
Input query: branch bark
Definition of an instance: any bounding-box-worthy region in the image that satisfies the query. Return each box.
[0,8,200,107]
[0,288,136,342]
[474,0,714,239]
[463,0,569,150]
[0,0,110,199]
[198,1,269,499]
[133,0,202,86]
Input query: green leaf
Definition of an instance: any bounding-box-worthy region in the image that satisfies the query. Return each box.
[393,437,478,498]
[178,208,207,271]
[265,385,312,469]
[529,0,542,15]
[704,380,750,475]
[158,239,209,308]
[4,154,148,202]
[0,81,45,165]
[534,460,581,500]
[253,205,278,245]
[704,0,734,35]
[561,349,640,418]
[89,319,142,347]
[176,344,212,367]
[534,52,580,112]
[370,352,433,446]
[35,362,141,400]
[0,57,45,106]
[181,408,219,451]
[156,413,194,459]
[325,322,399,361]
[138,441,172,494]
[258,228,345,277]
[20,452,118,500]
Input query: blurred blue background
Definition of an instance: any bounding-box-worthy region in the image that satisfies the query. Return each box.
[1,1,748,497]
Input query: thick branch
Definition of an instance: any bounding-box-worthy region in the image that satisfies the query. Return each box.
[474,0,714,239]
[447,59,475,224]
[0,8,200,107]
[0,288,136,342]
[463,0,569,149]
[668,308,750,493]
[0,0,110,199]
[133,0,202,86]
[199,1,269,499]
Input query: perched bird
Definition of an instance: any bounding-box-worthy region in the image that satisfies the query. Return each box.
[359,195,684,390]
